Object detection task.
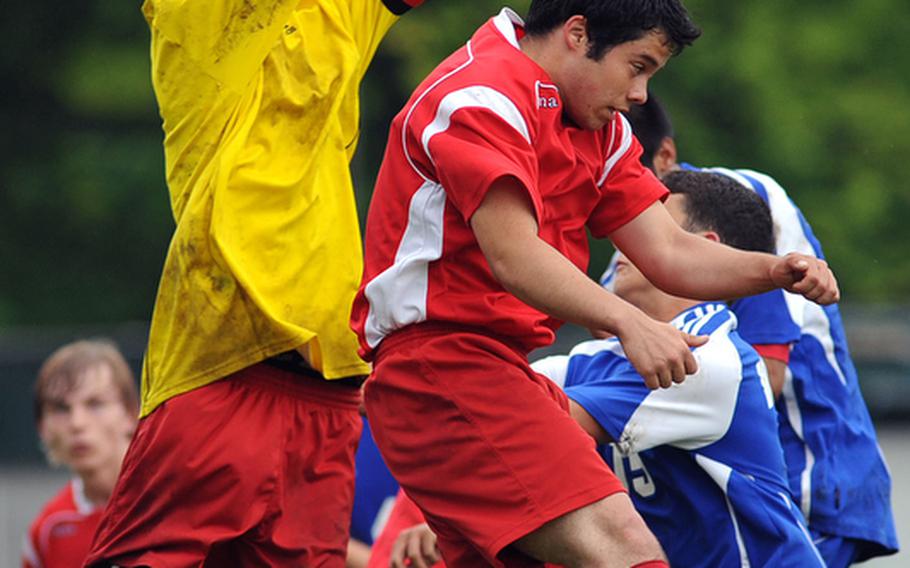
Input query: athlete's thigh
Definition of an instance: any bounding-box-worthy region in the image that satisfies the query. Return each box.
[243,397,362,567]
[365,331,619,566]
[87,371,290,566]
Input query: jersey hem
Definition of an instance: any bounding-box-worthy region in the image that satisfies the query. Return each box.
[809,517,898,555]
[140,332,369,417]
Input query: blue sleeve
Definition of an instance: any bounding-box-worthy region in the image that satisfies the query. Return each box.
[566,318,755,454]
[564,357,650,443]
[730,291,801,346]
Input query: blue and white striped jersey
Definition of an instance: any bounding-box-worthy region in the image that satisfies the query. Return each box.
[600,164,898,560]
[706,166,897,560]
[533,303,825,568]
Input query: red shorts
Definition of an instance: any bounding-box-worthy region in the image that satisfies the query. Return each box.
[85,363,362,567]
[364,323,624,568]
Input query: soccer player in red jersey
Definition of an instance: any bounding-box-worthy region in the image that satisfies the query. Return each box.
[352,2,839,566]
[22,340,138,568]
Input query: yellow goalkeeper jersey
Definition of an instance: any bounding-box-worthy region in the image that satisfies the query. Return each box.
[140,0,419,416]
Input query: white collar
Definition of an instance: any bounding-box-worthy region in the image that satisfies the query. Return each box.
[492,7,525,49]
[72,477,98,514]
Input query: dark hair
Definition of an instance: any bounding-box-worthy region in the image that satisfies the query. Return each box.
[625,90,673,170]
[34,339,139,423]
[663,170,776,254]
[524,0,701,60]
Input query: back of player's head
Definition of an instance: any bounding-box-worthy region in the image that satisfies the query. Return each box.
[663,170,776,254]
[524,0,701,60]
[625,91,674,170]
[34,339,139,424]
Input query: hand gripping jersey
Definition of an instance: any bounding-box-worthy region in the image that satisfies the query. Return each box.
[533,303,825,568]
[352,8,666,357]
[22,479,102,568]
[139,0,422,416]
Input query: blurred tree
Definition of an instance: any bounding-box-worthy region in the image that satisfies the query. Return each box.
[0,0,170,324]
[647,0,910,301]
[1,0,908,328]
[360,0,910,301]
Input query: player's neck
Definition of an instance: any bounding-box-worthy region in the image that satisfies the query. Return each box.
[76,446,128,506]
[518,32,561,82]
[77,467,117,506]
[637,292,699,324]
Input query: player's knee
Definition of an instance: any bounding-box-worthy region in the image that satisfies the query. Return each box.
[608,512,663,559]
[515,494,664,567]
[579,494,665,565]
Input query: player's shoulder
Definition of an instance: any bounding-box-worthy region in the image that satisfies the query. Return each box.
[410,12,541,117]
[675,302,737,338]
[699,166,789,198]
[683,305,751,372]
[28,481,78,533]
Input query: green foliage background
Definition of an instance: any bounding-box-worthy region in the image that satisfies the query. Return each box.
[2,0,908,326]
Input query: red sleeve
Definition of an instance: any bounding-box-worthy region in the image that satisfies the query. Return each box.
[588,118,668,238]
[367,489,441,568]
[424,105,540,223]
[754,343,791,364]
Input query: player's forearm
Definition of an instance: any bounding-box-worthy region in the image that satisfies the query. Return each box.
[652,230,778,300]
[612,202,837,304]
[612,204,776,300]
[569,400,613,445]
[487,232,643,334]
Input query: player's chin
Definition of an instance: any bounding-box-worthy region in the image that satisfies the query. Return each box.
[589,114,611,131]
[567,110,606,131]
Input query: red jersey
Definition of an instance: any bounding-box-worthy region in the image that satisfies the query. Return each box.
[352,8,667,358]
[22,479,102,568]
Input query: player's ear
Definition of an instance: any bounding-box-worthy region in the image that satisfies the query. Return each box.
[653,137,677,177]
[701,230,721,243]
[563,15,589,52]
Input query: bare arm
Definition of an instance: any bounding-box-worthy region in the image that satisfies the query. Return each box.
[470,178,706,388]
[611,202,839,305]
[569,400,613,445]
[761,356,787,399]
[346,538,371,568]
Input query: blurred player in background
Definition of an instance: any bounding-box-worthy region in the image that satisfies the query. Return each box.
[22,340,138,568]
[86,1,427,566]
[601,92,899,566]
